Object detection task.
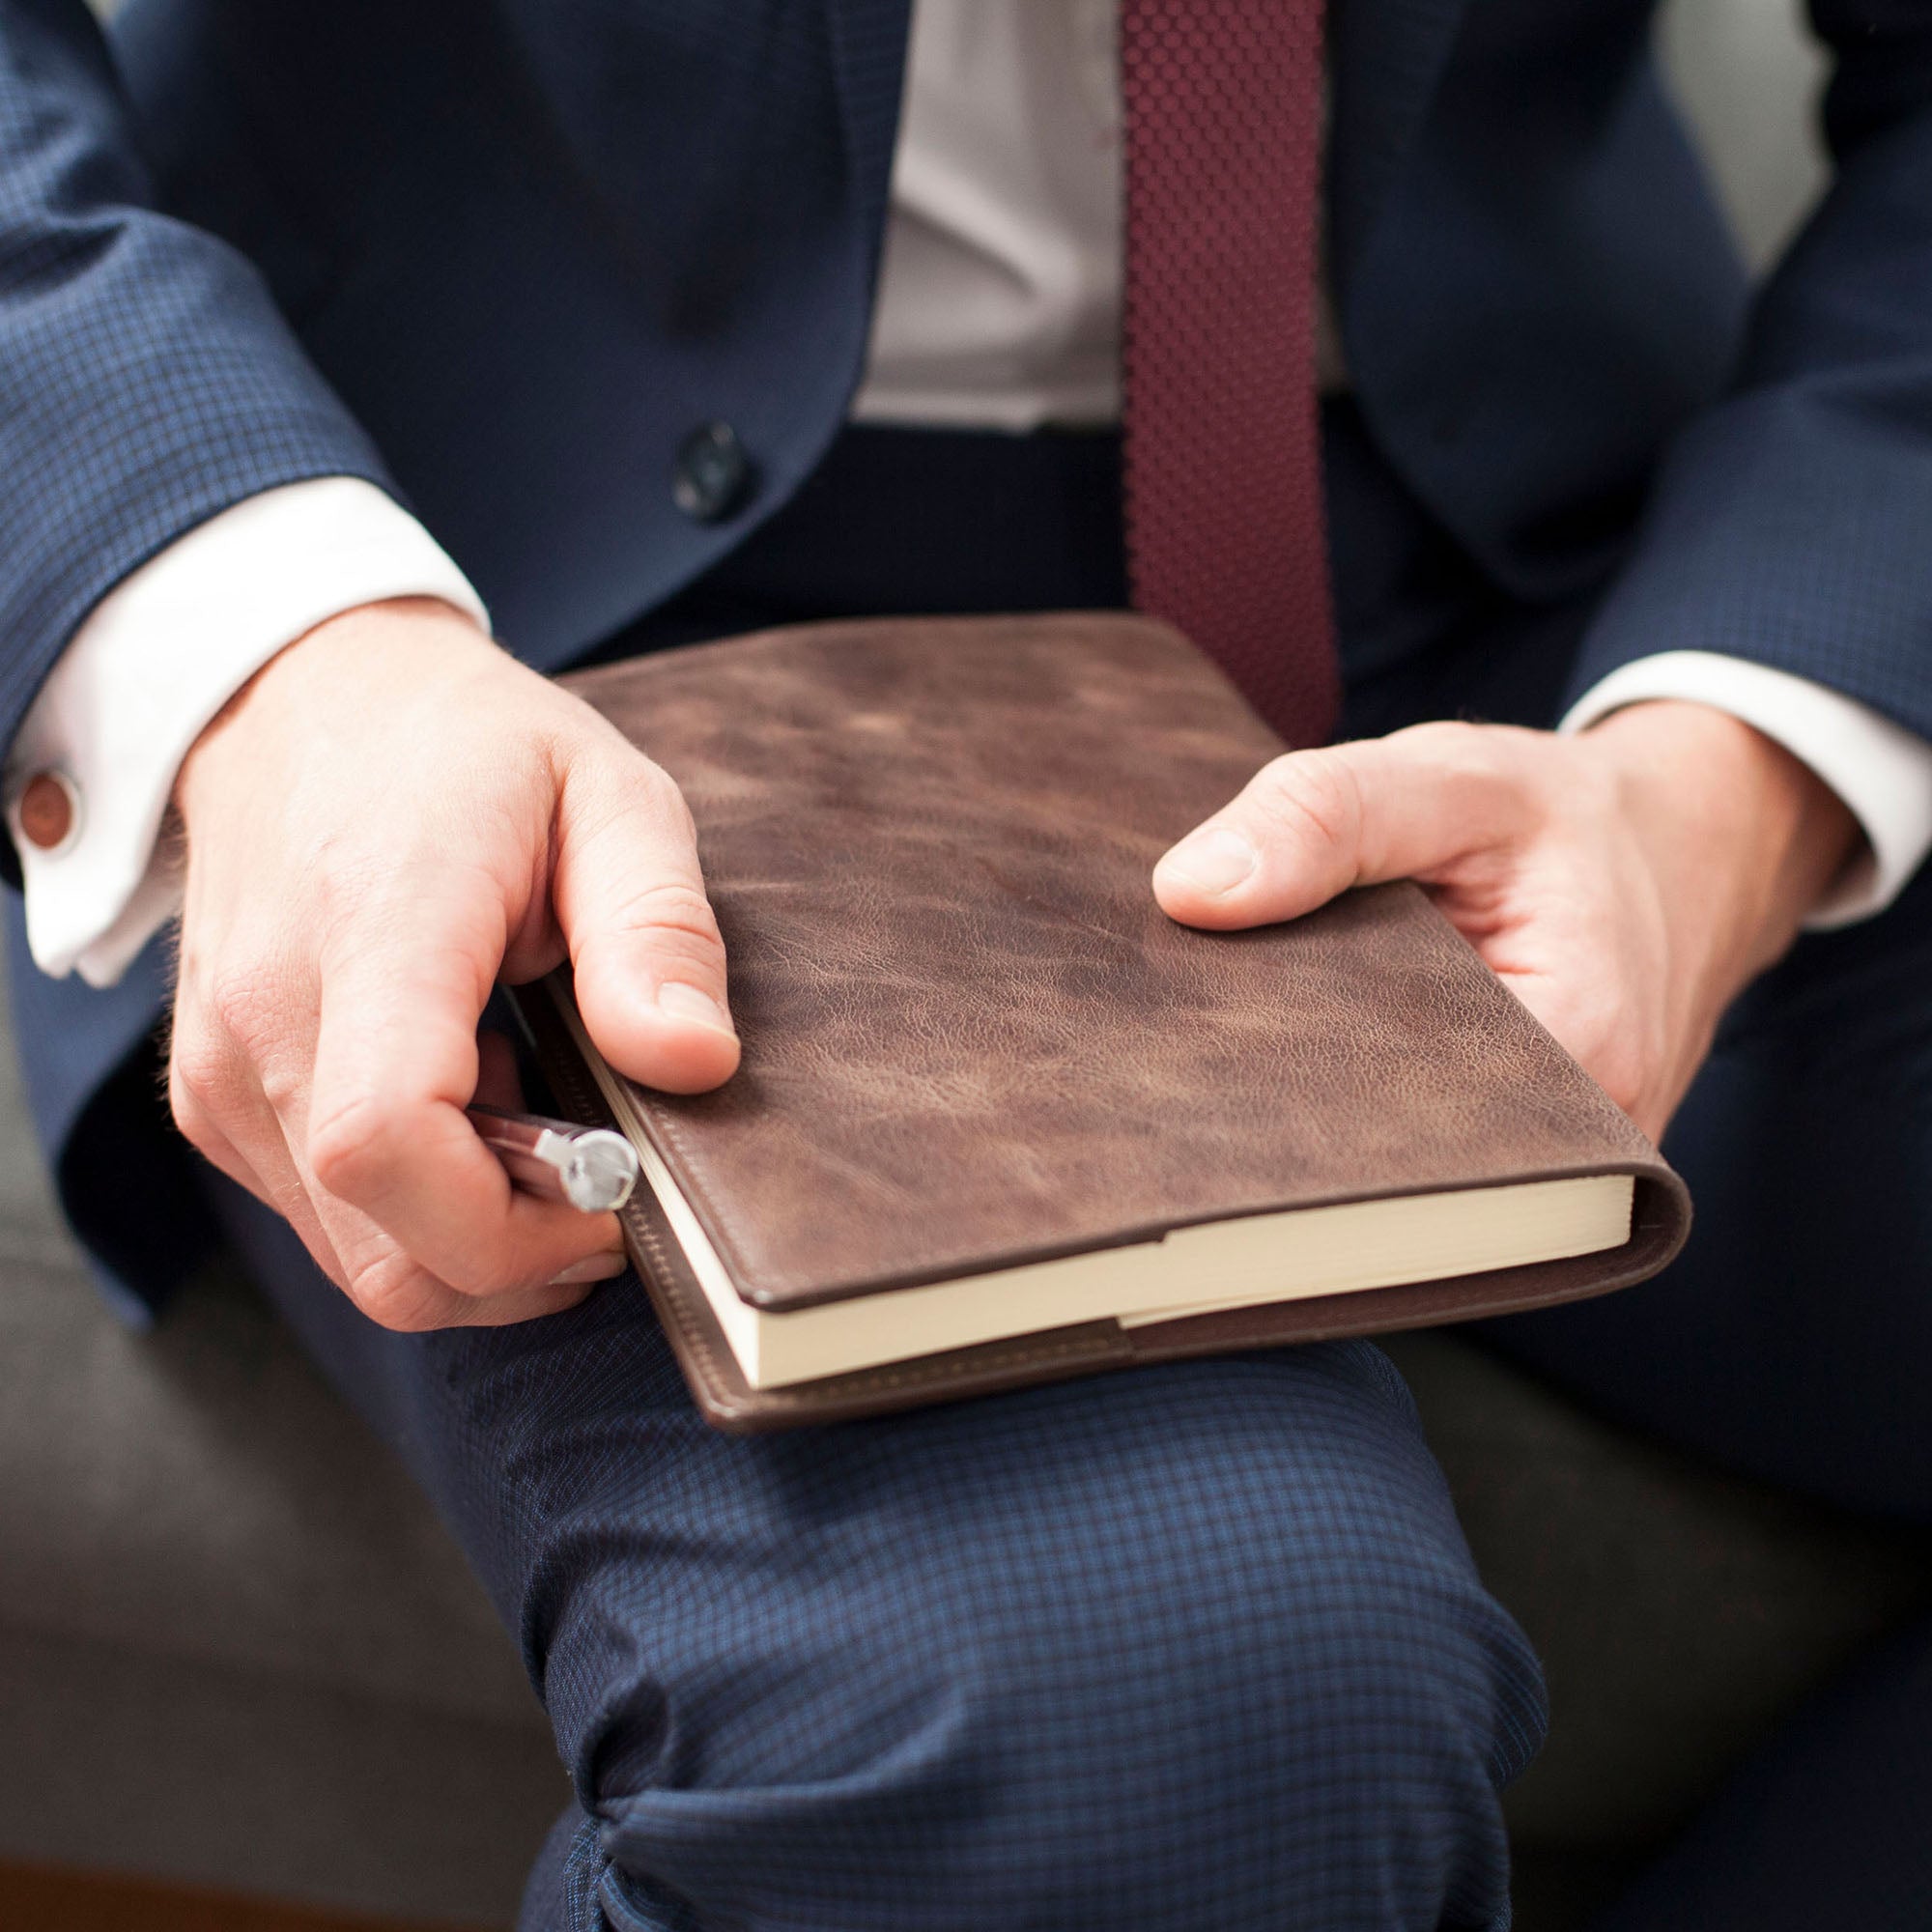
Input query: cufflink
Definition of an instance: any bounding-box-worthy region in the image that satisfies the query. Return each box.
[14,770,80,855]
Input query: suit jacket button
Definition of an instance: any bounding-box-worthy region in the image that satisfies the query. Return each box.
[672,422,753,523]
[16,770,78,852]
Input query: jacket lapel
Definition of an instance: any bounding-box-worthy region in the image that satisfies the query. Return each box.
[813,0,1464,270]
[810,0,1463,345]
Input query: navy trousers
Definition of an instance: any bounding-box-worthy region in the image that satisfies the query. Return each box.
[212,410,1931,1929]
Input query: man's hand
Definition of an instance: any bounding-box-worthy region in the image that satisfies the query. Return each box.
[1152,703,1861,1142]
[171,597,740,1330]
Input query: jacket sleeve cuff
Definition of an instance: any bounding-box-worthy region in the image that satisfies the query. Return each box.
[1560,650,1932,930]
[4,478,488,989]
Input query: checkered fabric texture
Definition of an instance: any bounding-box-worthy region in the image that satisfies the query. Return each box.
[1121,0,1340,749]
[224,1186,1546,1932]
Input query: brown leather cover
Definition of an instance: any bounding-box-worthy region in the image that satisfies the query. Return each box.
[525,613,1690,1432]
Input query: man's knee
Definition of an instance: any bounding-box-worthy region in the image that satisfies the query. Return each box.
[552,1350,1545,1931]
[917,1352,1546,1925]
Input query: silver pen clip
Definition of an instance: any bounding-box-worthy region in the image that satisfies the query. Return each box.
[467,1103,639,1214]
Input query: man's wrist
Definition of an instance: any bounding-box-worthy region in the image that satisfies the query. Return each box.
[9,478,490,988]
[176,596,494,828]
[1561,651,1932,928]
[1582,699,1861,974]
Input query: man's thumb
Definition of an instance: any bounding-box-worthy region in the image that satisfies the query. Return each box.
[550,743,740,1094]
[1152,726,1527,931]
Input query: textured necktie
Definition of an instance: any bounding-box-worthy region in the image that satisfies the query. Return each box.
[1120,0,1339,748]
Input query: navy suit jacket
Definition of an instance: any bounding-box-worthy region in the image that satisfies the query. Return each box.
[3,0,1931,1310]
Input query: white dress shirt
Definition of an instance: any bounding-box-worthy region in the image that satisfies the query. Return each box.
[11,0,1931,987]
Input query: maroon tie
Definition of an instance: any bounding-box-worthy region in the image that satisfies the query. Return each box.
[1120,0,1339,749]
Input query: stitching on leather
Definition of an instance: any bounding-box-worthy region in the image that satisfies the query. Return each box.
[793,1329,1125,1400]
[625,1200,730,1391]
[541,1030,734,1392]
[633,1100,773,1292]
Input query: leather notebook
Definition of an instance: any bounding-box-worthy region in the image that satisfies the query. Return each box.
[518,613,1690,1433]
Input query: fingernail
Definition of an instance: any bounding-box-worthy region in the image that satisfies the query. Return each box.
[655,980,736,1036]
[1156,826,1257,896]
[549,1250,628,1287]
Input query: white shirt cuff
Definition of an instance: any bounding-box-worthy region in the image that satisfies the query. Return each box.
[5,477,488,988]
[1561,650,1932,930]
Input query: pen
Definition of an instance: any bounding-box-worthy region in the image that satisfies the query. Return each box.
[466,1103,639,1214]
